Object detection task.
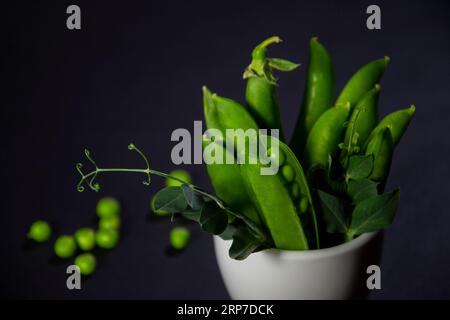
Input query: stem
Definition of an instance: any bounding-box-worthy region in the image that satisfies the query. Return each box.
[343,107,362,169]
[76,144,269,243]
[344,232,354,242]
[251,36,282,60]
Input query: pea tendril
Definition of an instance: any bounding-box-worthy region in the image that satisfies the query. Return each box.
[76,144,267,241]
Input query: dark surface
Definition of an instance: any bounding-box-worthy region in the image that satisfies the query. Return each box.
[2,0,449,299]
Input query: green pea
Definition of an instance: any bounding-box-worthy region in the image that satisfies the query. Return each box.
[54,235,77,258]
[74,228,96,251]
[96,197,121,219]
[281,165,295,182]
[291,182,300,199]
[299,197,309,214]
[96,228,119,249]
[170,227,190,250]
[166,169,192,187]
[28,220,52,243]
[74,253,96,275]
[99,215,121,230]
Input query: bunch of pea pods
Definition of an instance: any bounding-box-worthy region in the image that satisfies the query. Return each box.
[202,37,415,250]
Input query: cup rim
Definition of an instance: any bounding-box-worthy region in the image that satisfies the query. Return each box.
[263,231,380,260]
[215,231,380,260]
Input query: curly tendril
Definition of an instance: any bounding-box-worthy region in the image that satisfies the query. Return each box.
[76,144,152,193]
[128,143,151,186]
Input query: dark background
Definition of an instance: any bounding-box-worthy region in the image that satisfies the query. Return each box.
[2,0,449,299]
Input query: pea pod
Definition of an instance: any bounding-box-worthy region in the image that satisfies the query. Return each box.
[278,138,319,248]
[240,161,308,250]
[203,138,262,225]
[291,37,335,157]
[244,36,300,141]
[365,127,394,190]
[240,137,319,250]
[335,57,389,108]
[203,86,258,135]
[365,105,415,147]
[340,84,380,166]
[202,86,262,226]
[303,103,351,170]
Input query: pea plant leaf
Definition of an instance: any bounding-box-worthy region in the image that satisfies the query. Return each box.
[181,184,204,210]
[180,209,202,222]
[228,220,267,260]
[347,178,379,204]
[346,155,374,180]
[317,190,349,233]
[199,201,228,235]
[152,186,188,212]
[348,189,400,236]
[268,58,300,72]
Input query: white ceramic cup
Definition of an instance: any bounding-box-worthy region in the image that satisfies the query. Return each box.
[214,232,383,300]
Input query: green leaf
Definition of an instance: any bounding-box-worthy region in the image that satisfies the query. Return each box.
[347,179,379,204]
[317,190,349,233]
[181,185,204,210]
[347,155,374,180]
[229,222,265,260]
[268,58,300,72]
[349,189,400,236]
[180,209,201,222]
[199,201,228,235]
[152,187,188,212]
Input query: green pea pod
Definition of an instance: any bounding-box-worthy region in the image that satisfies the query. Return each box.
[203,86,258,135]
[291,37,335,157]
[277,138,319,249]
[365,105,416,148]
[335,57,389,108]
[240,158,309,250]
[340,84,381,166]
[202,86,262,226]
[203,138,262,226]
[303,103,351,170]
[365,127,394,190]
[244,36,300,141]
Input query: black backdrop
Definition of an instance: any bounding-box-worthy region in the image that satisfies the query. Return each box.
[2,0,450,299]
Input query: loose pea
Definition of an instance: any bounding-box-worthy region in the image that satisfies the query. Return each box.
[74,228,96,251]
[291,182,300,199]
[166,169,192,187]
[96,228,119,249]
[99,215,121,230]
[74,253,96,275]
[96,197,121,219]
[28,220,52,243]
[170,227,190,250]
[281,165,295,182]
[299,197,309,214]
[54,235,77,258]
